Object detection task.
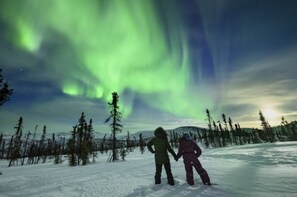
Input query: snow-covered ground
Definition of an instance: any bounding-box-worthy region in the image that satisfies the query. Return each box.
[1,142,297,197]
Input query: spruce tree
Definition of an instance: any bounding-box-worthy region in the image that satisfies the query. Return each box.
[56,137,66,163]
[228,117,236,145]
[212,121,221,147]
[21,131,31,165]
[259,110,275,143]
[9,117,23,167]
[105,92,123,162]
[68,126,77,166]
[67,113,94,166]
[54,140,62,164]
[289,121,297,141]
[222,114,231,145]
[280,116,289,140]
[36,125,46,164]
[87,119,96,163]
[206,109,213,131]
[77,113,86,165]
[0,68,13,107]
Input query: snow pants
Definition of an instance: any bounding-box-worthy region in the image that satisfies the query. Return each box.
[184,158,211,185]
[155,162,174,185]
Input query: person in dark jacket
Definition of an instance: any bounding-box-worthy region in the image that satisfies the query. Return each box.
[175,133,211,185]
[147,127,177,186]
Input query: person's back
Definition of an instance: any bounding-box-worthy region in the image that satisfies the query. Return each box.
[150,137,170,163]
[178,137,202,162]
[147,127,176,185]
[176,133,211,185]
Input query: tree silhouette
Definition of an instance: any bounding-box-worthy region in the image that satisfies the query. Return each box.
[36,125,47,164]
[206,109,213,131]
[68,126,77,166]
[228,117,236,145]
[105,92,123,162]
[9,117,23,167]
[259,110,275,143]
[66,113,95,166]
[21,130,31,165]
[0,68,13,107]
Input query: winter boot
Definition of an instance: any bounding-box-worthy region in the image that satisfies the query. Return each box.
[200,171,211,185]
[186,174,194,185]
[155,176,161,184]
[167,176,175,186]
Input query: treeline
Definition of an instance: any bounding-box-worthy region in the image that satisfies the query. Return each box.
[0,114,148,167]
[1,109,297,167]
[166,109,297,149]
[0,117,68,167]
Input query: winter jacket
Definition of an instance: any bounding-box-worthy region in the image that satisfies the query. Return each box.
[147,127,176,164]
[176,137,202,162]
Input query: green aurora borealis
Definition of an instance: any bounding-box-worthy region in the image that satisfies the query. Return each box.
[0,0,213,119]
[2,0,297,133]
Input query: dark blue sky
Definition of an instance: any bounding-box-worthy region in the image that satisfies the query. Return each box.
[1,0,297,134]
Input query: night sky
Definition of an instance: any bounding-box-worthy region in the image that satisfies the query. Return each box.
[1,0,297,134]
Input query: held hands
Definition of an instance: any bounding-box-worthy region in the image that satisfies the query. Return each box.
[149,149,155,154]
[174,156,178,162]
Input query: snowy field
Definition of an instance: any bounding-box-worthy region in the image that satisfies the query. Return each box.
[1,142,297,197]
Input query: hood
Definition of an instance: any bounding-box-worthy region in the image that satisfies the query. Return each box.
[180,139,193,149]
[154,127,167,139]
[179,134,192,146]
[183,133,191,140]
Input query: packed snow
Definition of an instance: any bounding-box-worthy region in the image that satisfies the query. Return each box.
[1,142,297,197]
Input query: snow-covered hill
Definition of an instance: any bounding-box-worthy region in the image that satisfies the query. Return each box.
[0,142,296,197]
